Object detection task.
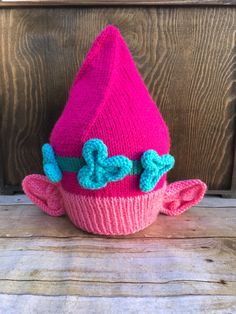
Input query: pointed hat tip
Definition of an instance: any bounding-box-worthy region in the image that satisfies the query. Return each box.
[100,24,122,38]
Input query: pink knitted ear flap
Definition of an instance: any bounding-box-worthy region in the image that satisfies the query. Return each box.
[22,174,65,217]
[161,179,207,216]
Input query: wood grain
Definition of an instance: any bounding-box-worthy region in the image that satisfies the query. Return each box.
[0,199,235,312]
[0,237,235,295]
[1,0,236,7]
[1,280,236,297]
[1,7,236,193]
[1,204,236,239]
[2,193,236,207]
[0,295,236,314]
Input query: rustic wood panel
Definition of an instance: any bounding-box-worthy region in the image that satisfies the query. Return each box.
[1,236,235,281]
[2,193,236,206]
[1,279,236,297]
[1,7,236,193]
[0,198,235,312]
[0,295,236,314]
[1,0,236,7]
[0,237,236,296]
[1,204,236,239]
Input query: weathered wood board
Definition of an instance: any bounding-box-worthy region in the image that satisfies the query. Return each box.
[0,204,236,238]
[0,197,235,313]
[1,0,236,6]
[0,295,236,314]
[1,6,236,194]
[0,237,236,295]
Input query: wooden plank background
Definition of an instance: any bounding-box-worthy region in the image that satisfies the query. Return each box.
[1,0,236,7]
[0,6,236,193]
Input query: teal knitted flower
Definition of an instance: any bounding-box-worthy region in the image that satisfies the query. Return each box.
[42,144,62,183]
[78,139,132,189]
[140,150,175,192]
[41,140,174,192]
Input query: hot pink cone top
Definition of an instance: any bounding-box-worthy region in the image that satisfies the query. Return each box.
[22,25,207,235]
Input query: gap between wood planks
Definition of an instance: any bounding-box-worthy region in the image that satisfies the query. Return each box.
[1,194,236,207]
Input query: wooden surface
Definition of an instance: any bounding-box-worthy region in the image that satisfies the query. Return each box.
[1,0,236,7]
[0,197,235,313]
[1,7,236,195]
[2,193,236,206]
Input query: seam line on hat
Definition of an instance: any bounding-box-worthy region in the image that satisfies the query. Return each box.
[81,28,119,143]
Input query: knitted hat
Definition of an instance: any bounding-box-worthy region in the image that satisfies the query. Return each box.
[22,25,206,235]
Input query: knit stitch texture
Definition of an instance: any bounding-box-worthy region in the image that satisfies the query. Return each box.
[22,25,207,235]
[50,25,170,197]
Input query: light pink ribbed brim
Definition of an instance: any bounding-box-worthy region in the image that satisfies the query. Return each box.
[61,185,166,235]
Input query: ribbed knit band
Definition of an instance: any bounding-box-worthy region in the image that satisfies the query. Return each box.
[61,185,166,235]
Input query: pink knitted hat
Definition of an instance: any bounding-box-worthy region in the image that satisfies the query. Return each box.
[22,25,206,235]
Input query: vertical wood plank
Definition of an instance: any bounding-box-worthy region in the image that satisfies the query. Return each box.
[0,7,236,193]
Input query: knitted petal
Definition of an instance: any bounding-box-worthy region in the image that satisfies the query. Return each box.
[42,143,62,183]
[78,139,132,189]
[140,150,175,192]
[103,155,132,181]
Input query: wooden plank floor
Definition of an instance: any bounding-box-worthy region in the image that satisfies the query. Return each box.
[0,196,235,313]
